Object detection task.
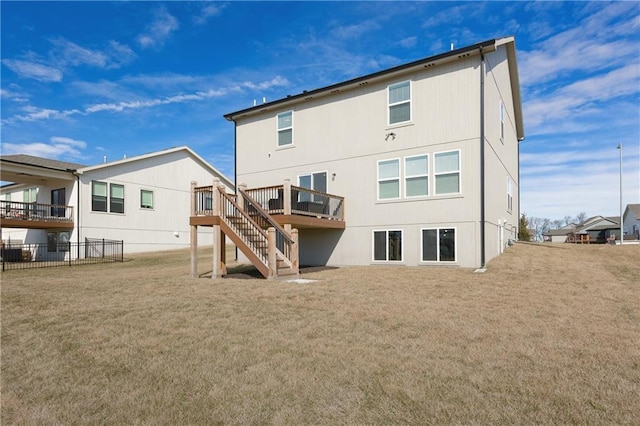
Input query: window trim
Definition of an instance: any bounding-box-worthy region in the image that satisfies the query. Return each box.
[387,80,412,126]
[421,227,457,263]
[372,229,403,262]
[433,149,461,196]
[276,110,294,148]
[377,158,401,201]
[140,189,154,210]
[404,154,429,198]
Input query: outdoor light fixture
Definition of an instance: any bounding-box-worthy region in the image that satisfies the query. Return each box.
[617,143,623,245]
[385,132,396,141]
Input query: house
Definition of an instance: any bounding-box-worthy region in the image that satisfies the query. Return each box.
[544,215,621,243]
[1,146,233,259]
[190,36,524,277]
[623,204,640,239]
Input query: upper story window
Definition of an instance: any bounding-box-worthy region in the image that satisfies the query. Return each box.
[377,159,400,200]
[23,188,37,203]
[92,181,107,212]
[92,181,125,213]
[277,111,293,147]
[141,190,154,209]
[405,155,428,197]
[434,150,461,195]
[388,80,411,125]
[110,184,125,214]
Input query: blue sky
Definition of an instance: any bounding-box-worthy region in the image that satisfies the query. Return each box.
[1,1,638,221]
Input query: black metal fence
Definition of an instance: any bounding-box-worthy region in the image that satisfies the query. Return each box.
[1,238,124,271]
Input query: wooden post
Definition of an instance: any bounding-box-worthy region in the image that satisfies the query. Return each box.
[291,228,299,276]
[190,225,198,278]
[237,183,247,212]
[268,227,276,279]
[220,229,227,276]
[190,181,198,278]
[283,178,292,233]
[283,179,292,215]
[212,179,222,279]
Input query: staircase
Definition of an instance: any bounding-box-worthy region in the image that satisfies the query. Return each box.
[214,186,299,279]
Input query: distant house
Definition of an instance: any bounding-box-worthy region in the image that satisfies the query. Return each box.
[1,146,233,257]
[190,36,524,278]
[623,204,640,239]
[544,216,620,243]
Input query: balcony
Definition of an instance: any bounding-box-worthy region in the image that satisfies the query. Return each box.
[0,200,74,229]
[190,182,345,230]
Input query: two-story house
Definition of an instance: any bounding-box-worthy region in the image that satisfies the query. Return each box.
[1,146,233,260]
[190,37,524,277]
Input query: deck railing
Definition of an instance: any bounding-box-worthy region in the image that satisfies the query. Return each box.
[244,184,345,221]
[0,200,73,223]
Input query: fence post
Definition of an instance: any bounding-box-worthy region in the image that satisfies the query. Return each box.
[102,239,105,259]
[237,183,247,212]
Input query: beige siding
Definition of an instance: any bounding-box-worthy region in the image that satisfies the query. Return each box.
[235,43,520,268]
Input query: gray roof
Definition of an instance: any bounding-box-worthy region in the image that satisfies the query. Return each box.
[1,154,86,171]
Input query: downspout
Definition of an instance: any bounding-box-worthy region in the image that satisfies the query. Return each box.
[479,49,486,268]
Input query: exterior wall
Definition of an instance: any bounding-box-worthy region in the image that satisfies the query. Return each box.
[78,151,231,254]
[482,45,520,263]
[237,57,489,268]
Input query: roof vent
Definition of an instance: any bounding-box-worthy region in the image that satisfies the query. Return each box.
[359,81,369,86]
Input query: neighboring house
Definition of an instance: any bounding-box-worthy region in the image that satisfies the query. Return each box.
[544,216,620,243]
[1,146,233,257]
[543,224,576,243]
[623,204,640,239]
[194,36,523,274]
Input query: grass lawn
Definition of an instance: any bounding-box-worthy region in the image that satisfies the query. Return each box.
[1,243,639,424]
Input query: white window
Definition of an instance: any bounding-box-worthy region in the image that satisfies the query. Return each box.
[507,177,513,213]
[277,111,293,147]
[377,159,400,200]
[388,80,411,125]
[405,155,428,197]
[141,190,154,209]
[373,230,403,262]
[500,101,505,143]
[92,181,107,212]
[434,150,460,195]
[110,184,124,214]
[23,188,37,203]
[422,228,456,262]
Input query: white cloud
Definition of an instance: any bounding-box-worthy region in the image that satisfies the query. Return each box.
[330,20,381,40]
[2,137,87,160]
[137,8,179,49]
[399,36,417,49]
[1,59,63,82]
[2,76,289,124]
[50,37,108,68]
[193,3,224,26]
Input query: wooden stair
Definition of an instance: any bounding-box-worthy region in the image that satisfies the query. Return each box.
[219,189,298,279]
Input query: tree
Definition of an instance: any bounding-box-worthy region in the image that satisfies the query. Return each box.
[576,211,587,224]
[518,213,531,241]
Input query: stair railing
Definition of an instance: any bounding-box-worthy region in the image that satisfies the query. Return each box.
[218,188,270,266]
[237,187,296,270]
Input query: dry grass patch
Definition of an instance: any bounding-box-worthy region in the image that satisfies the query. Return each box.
[2,243,639,424]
